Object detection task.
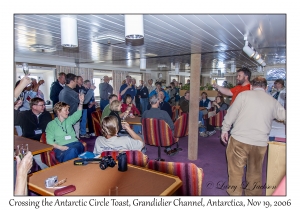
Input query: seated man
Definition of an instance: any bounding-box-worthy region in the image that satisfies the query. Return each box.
[93,116,144,155]
[179,91,207,137]
[45,95,85,163]
[142,94,178,156]
[14,97,52,169]
[147,91,172,118]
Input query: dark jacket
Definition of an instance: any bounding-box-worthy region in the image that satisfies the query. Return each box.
[50,80,64,107]
[141,108,174,132]
[147,101,172,119]
[14,109,52,141]
[138,85,149,98]
[179,96,189,113]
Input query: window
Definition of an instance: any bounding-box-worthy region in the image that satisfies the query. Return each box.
[170,75,179,82]
[93,70,113,97]
[217,78,225,86]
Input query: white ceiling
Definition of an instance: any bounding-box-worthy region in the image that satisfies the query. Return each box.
[14,14,286,73]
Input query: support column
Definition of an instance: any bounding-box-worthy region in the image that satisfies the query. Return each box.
[188,54,201,160]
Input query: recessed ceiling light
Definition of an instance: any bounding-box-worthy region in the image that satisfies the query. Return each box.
[29,44,56,52]
[145,53,158,57]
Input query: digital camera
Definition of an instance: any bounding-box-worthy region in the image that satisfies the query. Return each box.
[45,176,58,188]
[99,155,116,170]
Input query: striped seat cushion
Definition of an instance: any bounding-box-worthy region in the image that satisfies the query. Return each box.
[209,110,227,127]
[174,113,189,140]
[142,118,177,147]
[146,160,204,196]
[91,110,102,136]
[100,150,149,167]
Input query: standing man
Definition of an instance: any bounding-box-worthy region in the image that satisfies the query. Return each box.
[84,80,97,136]
[149,82,170,102]
[74,76,90,138]
[132,78,139,107]
[221,77,285,196]
[59,73,96,138]
[99,76,113,111]
[213,67,251,105]
[50,72,66,107]
[271,79,286,108]
[147,79,156,94]
[137,80,149,114]
[120,75,136,101]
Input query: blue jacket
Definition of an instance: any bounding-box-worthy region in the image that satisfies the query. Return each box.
[149,89,170,102]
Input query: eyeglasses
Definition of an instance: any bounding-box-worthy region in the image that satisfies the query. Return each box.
[34,104,45,107]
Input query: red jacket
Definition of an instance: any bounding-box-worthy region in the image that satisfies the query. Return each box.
[121,103,140,116]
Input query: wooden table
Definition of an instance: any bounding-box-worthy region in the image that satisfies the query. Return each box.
[28,159,182,196]
[14,135,53,155]
[126,116,142,125]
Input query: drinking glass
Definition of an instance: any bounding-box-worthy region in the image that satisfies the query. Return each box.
[109,186,118,196]
[79,89,85,96]
[22,63,30,76]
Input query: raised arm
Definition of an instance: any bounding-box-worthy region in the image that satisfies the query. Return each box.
[212,84,233,96]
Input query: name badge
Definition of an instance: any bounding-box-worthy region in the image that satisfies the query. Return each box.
[65,135,71,140]
[108,92,111,95]
[131,89,133,91]
[34,129,42,135]
[144,93,146,95]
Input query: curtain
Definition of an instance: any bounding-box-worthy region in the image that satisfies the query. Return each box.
[142,73,151,84]
[112,70,128,96]
[225,76,236,86]
[56,65,94,81]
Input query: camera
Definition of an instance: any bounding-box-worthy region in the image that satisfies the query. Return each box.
[99,155,116,170]
[45,176,58,188]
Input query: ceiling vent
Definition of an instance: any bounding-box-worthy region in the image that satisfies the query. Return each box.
[29,44,56,52]
[93,31,124,45]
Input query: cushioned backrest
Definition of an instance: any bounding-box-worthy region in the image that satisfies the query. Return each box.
[142,118,176,147]
[91,110,102,136]
[171,106,177,121]
[100,150,149,167]
[174,113,189,138]
[40,133,59,167]
[146,160,203,196]
[209,110,227,127]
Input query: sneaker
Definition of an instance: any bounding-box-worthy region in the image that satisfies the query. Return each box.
[164,148,179,156]
[80,134,90,138]
[199,131,208,137]
[90,133,95,136]
[207,130,216,136]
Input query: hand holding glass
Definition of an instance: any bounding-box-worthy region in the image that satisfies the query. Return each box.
[22,63,30,75]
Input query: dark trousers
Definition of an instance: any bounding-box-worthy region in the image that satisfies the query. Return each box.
[226,137,267,196]
[54,141,84,163]
[87,106,96,133]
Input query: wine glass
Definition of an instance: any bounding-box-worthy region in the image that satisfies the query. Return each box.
[22,63,30,76]
[17,144,31,173]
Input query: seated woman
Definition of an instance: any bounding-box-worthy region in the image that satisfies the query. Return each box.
[206,96,229,136]
[45,95,85,163]
[93,116,144,155]
[121,94,140,116]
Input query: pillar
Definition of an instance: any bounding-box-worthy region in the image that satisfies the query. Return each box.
[188,54,201,160]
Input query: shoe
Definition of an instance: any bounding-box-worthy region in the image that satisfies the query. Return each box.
[164,148,179,156]
[90,133,95,136]
[80,134,90,138]
[199,131,208,137]
[198,121,206,128]
[207,130,216,136]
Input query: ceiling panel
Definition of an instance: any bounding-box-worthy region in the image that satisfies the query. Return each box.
[14,14,286,72]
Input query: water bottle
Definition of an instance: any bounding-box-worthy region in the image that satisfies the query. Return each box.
[117,152,127,172]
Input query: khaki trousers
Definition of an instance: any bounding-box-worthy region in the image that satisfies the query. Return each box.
[226,136,267,196]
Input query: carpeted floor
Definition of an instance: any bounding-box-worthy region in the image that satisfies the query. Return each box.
[82,132,267,196]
